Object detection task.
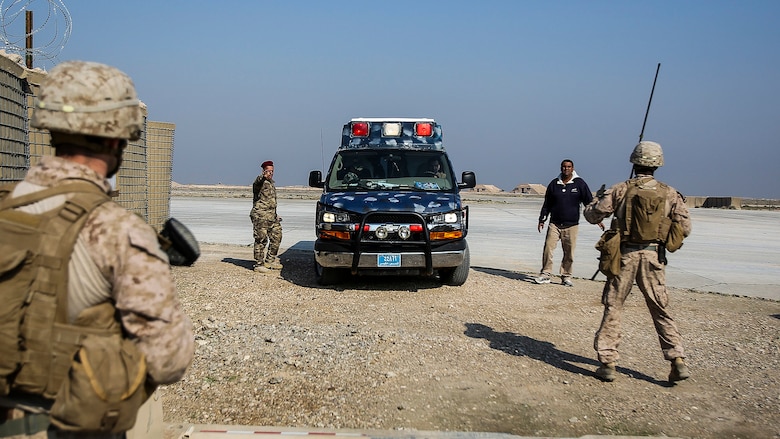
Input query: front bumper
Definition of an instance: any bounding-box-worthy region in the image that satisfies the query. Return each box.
[315,249,465,269]
[314,239,467,274]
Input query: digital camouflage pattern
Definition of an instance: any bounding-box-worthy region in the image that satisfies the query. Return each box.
[584,177,691,241]
[250,175,282,265]
[30,61,144,141]
[629,141,664,168]
[584,173,691,365]
[11,156,194,384]
[2,60,190,438]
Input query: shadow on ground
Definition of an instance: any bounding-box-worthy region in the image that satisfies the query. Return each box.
[472,266,534,282]
[220,247,444,291]
[464,322,672,387]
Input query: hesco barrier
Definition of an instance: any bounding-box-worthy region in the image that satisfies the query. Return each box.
[0,53,174,231]
[146,121,175,230]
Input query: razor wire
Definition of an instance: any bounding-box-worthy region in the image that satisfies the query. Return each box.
[0,0,71,68]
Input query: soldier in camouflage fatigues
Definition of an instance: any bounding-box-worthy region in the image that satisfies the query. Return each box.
[583,141,692,383]
[250,161,283,273]
[0,61,194,438]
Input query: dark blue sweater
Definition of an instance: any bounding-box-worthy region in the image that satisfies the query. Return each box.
[538,175,594,227]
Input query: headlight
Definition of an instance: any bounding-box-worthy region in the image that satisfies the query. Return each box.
[323,212,350,223]
[398,226,411,240]
[375,226,388,239]
[430,211,460,225]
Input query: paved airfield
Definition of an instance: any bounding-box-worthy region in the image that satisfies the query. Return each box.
[171,196,780,301]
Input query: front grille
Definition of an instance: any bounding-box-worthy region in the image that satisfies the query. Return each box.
[363,213,423,224]
[358,212,426,243]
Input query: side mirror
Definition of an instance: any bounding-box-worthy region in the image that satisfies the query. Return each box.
[309,170,324,188]
[458,171,476,189]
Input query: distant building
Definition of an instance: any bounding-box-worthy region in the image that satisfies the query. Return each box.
[511,183,546,195]
[472,184,503,193]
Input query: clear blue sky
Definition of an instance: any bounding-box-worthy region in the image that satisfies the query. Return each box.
[21,0,780,198]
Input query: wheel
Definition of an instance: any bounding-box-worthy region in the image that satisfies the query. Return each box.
[439,243,470,286]
[314,256,344,286]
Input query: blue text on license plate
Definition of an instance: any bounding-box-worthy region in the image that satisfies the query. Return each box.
[377,254,401,267]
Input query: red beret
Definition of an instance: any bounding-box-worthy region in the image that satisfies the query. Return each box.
[261,160,274,169]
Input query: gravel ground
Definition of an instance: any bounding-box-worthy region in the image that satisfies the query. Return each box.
[161,240,780,439]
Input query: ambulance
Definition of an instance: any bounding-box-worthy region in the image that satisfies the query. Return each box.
[308,118,476,285]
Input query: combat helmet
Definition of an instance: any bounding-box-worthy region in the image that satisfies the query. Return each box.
[629,141,664,167]
[31,61,143,141]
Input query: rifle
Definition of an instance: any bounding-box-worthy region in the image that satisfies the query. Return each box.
[591,63,661,282]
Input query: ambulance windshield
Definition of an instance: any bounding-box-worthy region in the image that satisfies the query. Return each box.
[327,150,455,192]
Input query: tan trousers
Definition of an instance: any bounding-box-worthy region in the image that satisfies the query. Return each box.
[594,247,685,364]
[541,223,578,278]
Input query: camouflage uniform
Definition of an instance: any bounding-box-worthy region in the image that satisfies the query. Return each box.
[0,61,194,438]
[250,175,282,267]
[2,157,194,438]
[584,174,692,365]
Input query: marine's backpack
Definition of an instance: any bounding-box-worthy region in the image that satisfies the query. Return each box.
[0,181,152,433]
[0,180,111,399]
[621,177,673,245]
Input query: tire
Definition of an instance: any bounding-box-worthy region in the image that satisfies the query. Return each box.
[439,243,470,286]
[314,257,344,286]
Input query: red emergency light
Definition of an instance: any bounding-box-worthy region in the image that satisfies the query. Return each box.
[352,122,369,137]
[415,122,432,137]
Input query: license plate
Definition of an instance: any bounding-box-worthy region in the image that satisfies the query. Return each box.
[377,253,401,267]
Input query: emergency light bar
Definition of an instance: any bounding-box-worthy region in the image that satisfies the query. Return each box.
[350,121,434,138]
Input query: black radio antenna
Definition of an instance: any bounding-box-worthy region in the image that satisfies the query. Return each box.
[639,63,661,142]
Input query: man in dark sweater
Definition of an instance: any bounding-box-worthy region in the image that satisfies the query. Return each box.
[535,159,603,286]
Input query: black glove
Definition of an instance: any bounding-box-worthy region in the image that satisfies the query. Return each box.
[158,218,200,266]
[596,184,606,199]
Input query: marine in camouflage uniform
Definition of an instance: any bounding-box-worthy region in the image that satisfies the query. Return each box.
[250,161,283,272]
[583,141,692,383]
[0,61,194,438]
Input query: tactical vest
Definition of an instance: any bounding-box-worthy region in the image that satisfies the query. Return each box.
[0,181,114,398]
[619,177,672,244]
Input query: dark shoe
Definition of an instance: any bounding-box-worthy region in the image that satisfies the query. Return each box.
[669,357,690,382]
[595,362,616,382]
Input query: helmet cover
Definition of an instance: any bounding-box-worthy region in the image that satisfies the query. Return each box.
[630,141,664,167]
[31,61,143,141]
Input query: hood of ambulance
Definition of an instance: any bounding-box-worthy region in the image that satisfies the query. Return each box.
[320,191,461,215]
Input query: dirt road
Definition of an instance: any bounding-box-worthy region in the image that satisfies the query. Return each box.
[162,243,780,439]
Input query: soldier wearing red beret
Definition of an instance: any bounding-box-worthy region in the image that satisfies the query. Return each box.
[250,160,283,273]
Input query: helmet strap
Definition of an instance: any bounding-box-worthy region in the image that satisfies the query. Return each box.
[106,142,124,178]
